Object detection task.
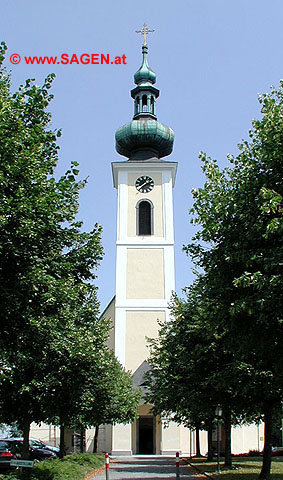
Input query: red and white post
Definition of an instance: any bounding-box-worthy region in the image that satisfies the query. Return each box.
[105,453,110,480]
[176,451,180,478]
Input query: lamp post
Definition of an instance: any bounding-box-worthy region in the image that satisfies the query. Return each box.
[190,427,192,459]
[215,405,222,474]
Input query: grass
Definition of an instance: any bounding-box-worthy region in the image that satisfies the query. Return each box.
[0,453,105,480]
[188,456,283,479]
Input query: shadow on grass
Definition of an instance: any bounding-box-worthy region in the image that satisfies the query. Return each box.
[0,469,52,480]
[190,457,283,480]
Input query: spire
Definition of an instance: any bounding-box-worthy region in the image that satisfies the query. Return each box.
[134,44,156,86]
[134,24,156,86]
[114,28,174,161]
[131,42,159,120]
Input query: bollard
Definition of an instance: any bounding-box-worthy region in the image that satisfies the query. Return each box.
[176,451,180,479]
[105,453,110,480]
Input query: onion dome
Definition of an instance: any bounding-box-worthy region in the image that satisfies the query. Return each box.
[115,43,174,161]
[134,45,156,85]
[116,120,174,159]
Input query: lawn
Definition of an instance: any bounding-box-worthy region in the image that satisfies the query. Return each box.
[188,456,283,479]
[0,453,105,480]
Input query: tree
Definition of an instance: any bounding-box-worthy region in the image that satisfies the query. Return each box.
[147,285,253,466]
[82,350,141,454]
[0,41,104,457]
[40,320,140,456]
[147,82,282,478]
[146,290,216,459]
[0,41,140,460]
[182,82,283,479]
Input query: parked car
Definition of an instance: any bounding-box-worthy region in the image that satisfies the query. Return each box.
[29,438,60,456]
[0,438,56,466]
[0,439,21,470]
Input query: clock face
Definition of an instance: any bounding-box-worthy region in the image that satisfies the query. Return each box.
[135,176,154,193]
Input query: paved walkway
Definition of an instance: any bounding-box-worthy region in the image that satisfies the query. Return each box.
[92,456,199,479]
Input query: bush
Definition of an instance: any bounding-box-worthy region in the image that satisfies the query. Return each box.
[248,450,261,457]
[0,453,105,480]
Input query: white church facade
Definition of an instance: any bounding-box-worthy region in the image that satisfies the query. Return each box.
[30,36,264,457]
[97,37,187,454]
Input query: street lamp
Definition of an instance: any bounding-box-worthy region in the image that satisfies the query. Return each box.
[215,405,222,474]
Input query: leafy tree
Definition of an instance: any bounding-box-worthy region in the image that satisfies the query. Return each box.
[82,349,141,454]
[146,291,216,459]
[40,319,140,456]
[183,82,283,479]
[0,42,104,457]
[147,285,254,466]
[147,81,282,478]
[0,41,140,461]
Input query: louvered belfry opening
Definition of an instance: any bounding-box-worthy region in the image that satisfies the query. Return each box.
[138,201,151,235]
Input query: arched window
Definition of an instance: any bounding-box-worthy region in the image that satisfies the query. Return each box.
[150,95,154,113]
[142,95,147,112]
[137,200,153,235]
[136,96,140,114]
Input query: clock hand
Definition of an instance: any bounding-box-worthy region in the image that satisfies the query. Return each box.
[143,179,152,187]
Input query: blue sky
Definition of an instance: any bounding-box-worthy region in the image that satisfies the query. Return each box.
[2,0,282,310]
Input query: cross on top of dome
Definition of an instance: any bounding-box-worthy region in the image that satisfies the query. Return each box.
[136,23,155,46]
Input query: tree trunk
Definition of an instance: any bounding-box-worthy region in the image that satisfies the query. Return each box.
[195,424,201,457]
[207,419,214,461]
[59,423,65,458]
[93,426,99,453]
[80,426,84,453]
[223,408,232,468]
[259,405,273,480]
[21,418,30,460]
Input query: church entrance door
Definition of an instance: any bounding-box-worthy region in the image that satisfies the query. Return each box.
[137,416,154,454]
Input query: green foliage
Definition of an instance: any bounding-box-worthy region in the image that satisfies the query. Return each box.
[188,83,283,479]
[147,82,283,477]
[188,83,283,406]
[189,456,283,479]
[43,327,140,430]
[0,43,139,448]
[146,292,216,428]
[146,285,252,433]
[0,453,105,480]
[0,48,103,430]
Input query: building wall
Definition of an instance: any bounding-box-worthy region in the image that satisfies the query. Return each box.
[200,430,208,456]
[102,297,115,351]
[30,421,265,456]
[231,423,264,454]
[30,423,74,454]
[126,249,165,299]
[125,310,164,373]
[180,425,196,456]
[30,422,59,447]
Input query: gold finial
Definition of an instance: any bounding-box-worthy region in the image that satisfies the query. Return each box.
[136,23,155,46]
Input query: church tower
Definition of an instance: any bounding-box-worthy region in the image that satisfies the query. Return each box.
[112,40,177,373]
[100,31,188,455]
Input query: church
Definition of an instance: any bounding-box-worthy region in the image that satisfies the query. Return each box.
[93,31,264,456]
[98,33,184,455]
[30,30,264,456]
